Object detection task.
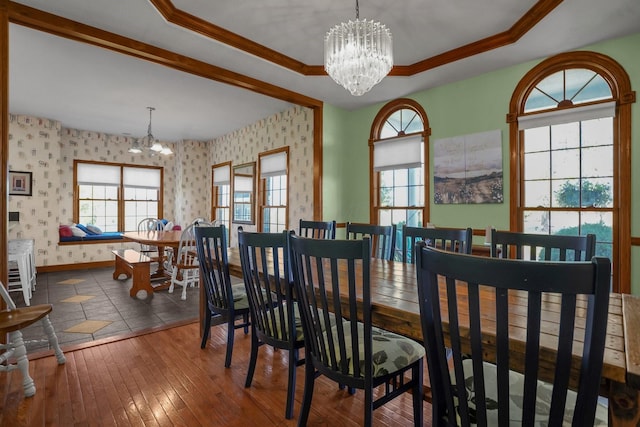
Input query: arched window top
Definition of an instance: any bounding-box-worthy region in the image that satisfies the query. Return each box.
[380,108,424,138]
[524,68,613,113]
[370,98,430,141]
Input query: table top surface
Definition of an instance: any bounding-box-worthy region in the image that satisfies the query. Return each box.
[122,230,183,246]
[224,247,637,387]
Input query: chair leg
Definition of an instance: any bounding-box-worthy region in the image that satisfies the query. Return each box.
[41,315,66,364]
[412,360,424,426]
[10,331,36,397]
[200,308,212,349]
[168,267,178,294]
[364,386,374,427]
[285,348,299,419]
[243,313,249,334]
[298,356,316,427]
[245,328,259,388]
[225,315,235,368]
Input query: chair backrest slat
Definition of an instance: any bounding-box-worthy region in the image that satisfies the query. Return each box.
[402,226,472,263]
[490,230,596,262]
[298,219,336,239]
[346,222,396,260]
[416,244,611,426]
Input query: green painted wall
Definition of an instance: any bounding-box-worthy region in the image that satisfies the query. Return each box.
[322,31,640,294]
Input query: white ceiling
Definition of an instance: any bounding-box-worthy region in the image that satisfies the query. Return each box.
[8,0,640,142]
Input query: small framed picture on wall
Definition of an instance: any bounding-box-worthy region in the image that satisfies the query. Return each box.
[9,171,33,196]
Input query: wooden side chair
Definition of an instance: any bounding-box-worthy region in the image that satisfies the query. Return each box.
[289,235,425,426]
[168,223,201,300]
[415,245,610,426]
[490,229,596,261]
[0,282,66,397]
[137,217,162,259]
[238,228,304,419]
[298,219,336,239]
[346,222,396,260]
[402,225,472,263]
[194,224,250,367]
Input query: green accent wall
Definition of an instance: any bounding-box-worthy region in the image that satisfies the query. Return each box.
[322,31,640,294]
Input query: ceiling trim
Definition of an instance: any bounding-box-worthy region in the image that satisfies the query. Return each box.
[150,0,563,77]
[7,1,322,108]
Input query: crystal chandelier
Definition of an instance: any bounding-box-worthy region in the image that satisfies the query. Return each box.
[129,107,173,155]
[324,0,393,96]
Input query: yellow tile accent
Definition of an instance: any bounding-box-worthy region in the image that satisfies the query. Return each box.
[65,320,112,334]
[61,295,95,303]
[57,278,86,285]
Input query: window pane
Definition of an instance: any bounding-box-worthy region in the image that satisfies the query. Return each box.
[523,210,550,234]
[582,117,613,147]
[549,211,579,235]
[552,179,580,208]
[551,122,579,150]
[524,152,550,180]
[551,148,580,179]
[524,180,550,207]
[582,146,613,178]
[582,178,613,208]
[524,127,550,153]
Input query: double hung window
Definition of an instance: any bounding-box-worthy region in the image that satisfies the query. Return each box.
[75,161,162,232]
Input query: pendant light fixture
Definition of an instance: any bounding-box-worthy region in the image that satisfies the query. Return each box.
[324,0,393,96]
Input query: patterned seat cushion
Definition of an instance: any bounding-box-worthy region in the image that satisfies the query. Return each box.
[453,359,608,426]
[323,323,425,378]
[231,283,250,310]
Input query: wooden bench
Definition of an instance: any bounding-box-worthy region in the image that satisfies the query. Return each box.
[112,249,153,298]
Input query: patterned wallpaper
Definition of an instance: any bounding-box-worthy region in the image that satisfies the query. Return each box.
[8,104,314,266]
[210,105,314,246]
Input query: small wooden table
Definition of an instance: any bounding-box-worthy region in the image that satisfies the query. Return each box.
[122,230,183,293]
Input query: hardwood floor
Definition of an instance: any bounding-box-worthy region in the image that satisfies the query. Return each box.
[0,320,431,426]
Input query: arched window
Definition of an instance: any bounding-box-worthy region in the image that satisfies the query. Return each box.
[369,99,430,255]
[508,51,635,293]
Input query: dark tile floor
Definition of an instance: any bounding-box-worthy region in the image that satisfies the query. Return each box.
[13,266,229,352]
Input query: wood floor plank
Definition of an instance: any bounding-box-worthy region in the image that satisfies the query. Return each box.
[0,321,430,426]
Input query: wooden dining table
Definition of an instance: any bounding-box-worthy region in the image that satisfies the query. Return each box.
[122,230,183,291]
[198,247,640,426]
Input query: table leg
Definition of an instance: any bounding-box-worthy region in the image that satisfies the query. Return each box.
[609,380,640,426]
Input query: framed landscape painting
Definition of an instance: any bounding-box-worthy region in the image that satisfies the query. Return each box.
[433,130,503,204]
[9,170,33,196]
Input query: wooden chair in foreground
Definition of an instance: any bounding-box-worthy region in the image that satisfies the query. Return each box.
[238,228,304,419]
[0,282,66,397]
[416,245,610,426]
[402,225,473,263]
[298,219,336,239]
[490,229,596,261]
[346,222,396,260]
[194,224,250,367]
[289,235,424,426]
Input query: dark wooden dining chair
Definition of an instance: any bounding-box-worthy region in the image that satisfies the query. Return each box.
[194,224,250,367]
[346,222,396,260]
[415,245,610,426]
[237,228,304,419]
[490,229,596,261]
[0,282,66,397]
[402,225,472,263]
[289,234,424,426]
[298,219,336,239]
